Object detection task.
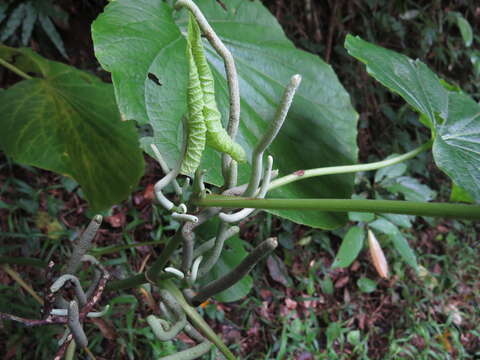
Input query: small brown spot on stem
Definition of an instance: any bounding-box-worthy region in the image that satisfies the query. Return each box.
[294,170,305,176]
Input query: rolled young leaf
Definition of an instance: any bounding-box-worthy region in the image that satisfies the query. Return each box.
[180,43,207,175]
[188,14,246,163]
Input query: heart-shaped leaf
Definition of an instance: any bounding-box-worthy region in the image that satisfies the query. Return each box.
[345,35,480,202]
[0,46,144,211]
[92,0,359,229]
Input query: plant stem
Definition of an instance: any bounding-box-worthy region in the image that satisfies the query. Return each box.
[268,140,433,190]
[193,196,480,220]
[2,264,44,305]
[0,256,48,268]
[0,58,32,80]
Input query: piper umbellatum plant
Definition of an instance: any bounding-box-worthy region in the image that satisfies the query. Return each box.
[1,0,480,359]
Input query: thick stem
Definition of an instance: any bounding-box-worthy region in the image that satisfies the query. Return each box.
[193,196,480,220]
[268,140,433,190]
[0,58,33,80]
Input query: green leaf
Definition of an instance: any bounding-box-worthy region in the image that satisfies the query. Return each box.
[345,35,480,202]
[451,12,473,47]
[326,322,343,346]
[433,92,480,202]
[21,2,36,46]
[450,182,474,203]
[383,176,436,202]
[379,214,413,229]
[197,236,253,303]
[348,211,374,223]
[332,226,365,269]
[92,0,358,229]
[357,277,377,293]
[38,13,67,59]
[345,34,447,130]
[391,233,417,270]
[0,46,144,211]
[1,4,26,42]
[369,218,398,235]
[374,155,407,183]
[0,4,9,24]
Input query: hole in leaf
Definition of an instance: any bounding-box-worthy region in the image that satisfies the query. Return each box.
[148,73,162,86]
[216,0,227,11]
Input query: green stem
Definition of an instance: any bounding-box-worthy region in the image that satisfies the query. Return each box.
[0,58,32,80]
[193,196,480,220]
[0,256,47,268]
[90,240,165,256]
[268,140,433,190]
[161,280,236,360]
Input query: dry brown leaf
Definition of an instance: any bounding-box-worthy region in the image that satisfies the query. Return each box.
[368,229,389,279]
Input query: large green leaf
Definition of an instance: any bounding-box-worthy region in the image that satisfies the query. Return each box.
[433,92,480,201]
[345,35,447,131]
[0,46,144,211]
[92,0,358,229]
[345,35,480,202]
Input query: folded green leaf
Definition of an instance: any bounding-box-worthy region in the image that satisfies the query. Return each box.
[181,42,207,175]
[188,14,246,163]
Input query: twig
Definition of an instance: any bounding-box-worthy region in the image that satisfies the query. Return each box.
[192,238,278,305]
[0,312,65,327]
[0,57,33,80]
[243,75,302,197]
[53,333,73,360]
[42,261,56,316]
